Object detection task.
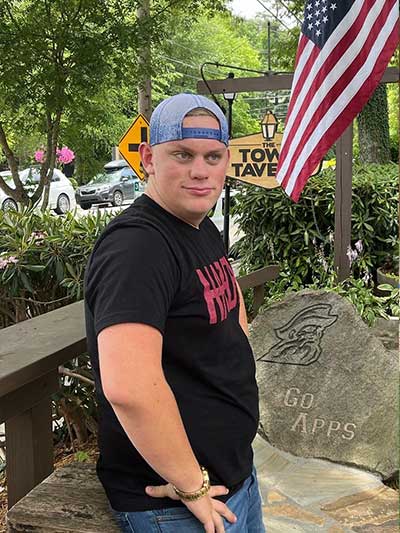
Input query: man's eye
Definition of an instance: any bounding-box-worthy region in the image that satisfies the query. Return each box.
[206,153,222,163]
[174,152,191,160]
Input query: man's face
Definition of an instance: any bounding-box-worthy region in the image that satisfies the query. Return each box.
[140,115,230,227]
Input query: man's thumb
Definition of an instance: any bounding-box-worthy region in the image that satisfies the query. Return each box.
[145,485,166,498]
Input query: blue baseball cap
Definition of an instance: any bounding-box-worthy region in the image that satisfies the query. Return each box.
[150,93,229,147]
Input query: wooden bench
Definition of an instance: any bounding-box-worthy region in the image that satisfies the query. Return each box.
[7,463,119,532]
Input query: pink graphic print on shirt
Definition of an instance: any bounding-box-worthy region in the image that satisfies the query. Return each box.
[196,256,238,324]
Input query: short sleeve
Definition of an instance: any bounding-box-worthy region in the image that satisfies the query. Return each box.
[85,225,180,336]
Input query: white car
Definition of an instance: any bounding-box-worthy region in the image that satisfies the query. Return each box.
[0,167,76,214]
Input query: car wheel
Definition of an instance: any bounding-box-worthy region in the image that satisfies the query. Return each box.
[55,194,70,214]
[80,203,92,210]
[2,198,18,211]
[112,190,123,207]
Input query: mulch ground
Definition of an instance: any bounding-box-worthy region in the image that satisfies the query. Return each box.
[0,437,99,532]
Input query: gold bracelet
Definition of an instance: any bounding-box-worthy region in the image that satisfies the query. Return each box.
[172,466,210,502]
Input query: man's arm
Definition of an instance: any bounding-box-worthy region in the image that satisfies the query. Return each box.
[99,322,204,490]
[236,281,249,337]
[98,322,236,532]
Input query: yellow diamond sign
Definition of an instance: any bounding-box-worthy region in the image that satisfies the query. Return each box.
[119,114,150,181]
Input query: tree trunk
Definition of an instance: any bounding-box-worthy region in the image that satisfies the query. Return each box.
[41,111,62,211]
[137,0,152,120]
[0,121,30,204]
[30,110,62,210]
[357,84,391,164]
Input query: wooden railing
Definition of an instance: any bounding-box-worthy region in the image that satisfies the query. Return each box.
[0,265,279,509]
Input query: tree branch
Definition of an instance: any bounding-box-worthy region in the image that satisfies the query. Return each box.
[4,294,73,305]
[0,121,26,202]
[4,0,22,32]
[59,366,95,387]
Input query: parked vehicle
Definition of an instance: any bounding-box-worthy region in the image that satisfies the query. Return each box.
[0,167,76,214]
[75,162,144,210]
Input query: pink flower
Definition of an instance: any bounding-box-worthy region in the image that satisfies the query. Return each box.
[56,146,75,165]
[34,150,46,163]
[0,255,19,270]
[355,240,363,253]
[30,231,47,245]
[346,246,358,266]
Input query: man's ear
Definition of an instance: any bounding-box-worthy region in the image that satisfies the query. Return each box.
[139,143,154,175]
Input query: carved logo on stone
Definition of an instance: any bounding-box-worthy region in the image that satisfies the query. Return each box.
[258,304,338,365]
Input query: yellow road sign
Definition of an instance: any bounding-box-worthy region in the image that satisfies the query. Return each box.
[119,114,150,180]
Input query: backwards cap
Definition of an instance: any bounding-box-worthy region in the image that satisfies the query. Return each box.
[150,93,229,147]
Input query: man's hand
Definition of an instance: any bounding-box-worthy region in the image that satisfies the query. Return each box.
[146,483,237,533]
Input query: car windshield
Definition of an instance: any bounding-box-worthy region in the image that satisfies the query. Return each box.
[88,171,123,185]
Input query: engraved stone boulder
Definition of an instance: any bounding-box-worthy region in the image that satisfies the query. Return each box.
[250,289,398,479]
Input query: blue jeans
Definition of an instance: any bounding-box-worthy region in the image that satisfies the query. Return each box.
[112,466,265,532]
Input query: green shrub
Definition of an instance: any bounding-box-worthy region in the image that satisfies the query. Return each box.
[233,163,397,278]
[232,163,398,323]
[0,207,113,327]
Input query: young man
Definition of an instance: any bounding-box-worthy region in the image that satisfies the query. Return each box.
[85,93,265,533]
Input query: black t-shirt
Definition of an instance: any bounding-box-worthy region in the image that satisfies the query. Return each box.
[84,194,259,512]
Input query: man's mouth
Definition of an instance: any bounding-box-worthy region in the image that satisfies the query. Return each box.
[183,187,214,195]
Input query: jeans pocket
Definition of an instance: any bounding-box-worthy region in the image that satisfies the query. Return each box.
[153,507,204,532]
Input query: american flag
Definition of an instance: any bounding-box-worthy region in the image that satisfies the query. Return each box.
[276,0,399,202]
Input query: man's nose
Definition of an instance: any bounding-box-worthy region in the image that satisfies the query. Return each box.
[190,156,209,179]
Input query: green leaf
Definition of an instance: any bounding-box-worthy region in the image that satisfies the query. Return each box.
[377,284,396,291]
[19,271,34,293]
[65,262,77,278]
[22,265,46,272]
[55,260,64,281]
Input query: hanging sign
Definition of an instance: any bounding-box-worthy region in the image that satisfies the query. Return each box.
[227,112,320,189]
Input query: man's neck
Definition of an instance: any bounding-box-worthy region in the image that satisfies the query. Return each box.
[144,189,201,229]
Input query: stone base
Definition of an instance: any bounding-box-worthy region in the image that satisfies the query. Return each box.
[254,434,399,532]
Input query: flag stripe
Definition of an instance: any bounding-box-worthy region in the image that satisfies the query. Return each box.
[286,3,399,198]
[281,0,396,191]
[279,0,366,160]
[279,0,389,186]
[284,37,318,125]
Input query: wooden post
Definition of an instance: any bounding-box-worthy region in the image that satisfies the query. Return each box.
[334,124,353,282]
[3,372,58,508]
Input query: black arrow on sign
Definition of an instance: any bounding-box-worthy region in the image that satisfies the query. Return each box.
[128,127,148,153]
